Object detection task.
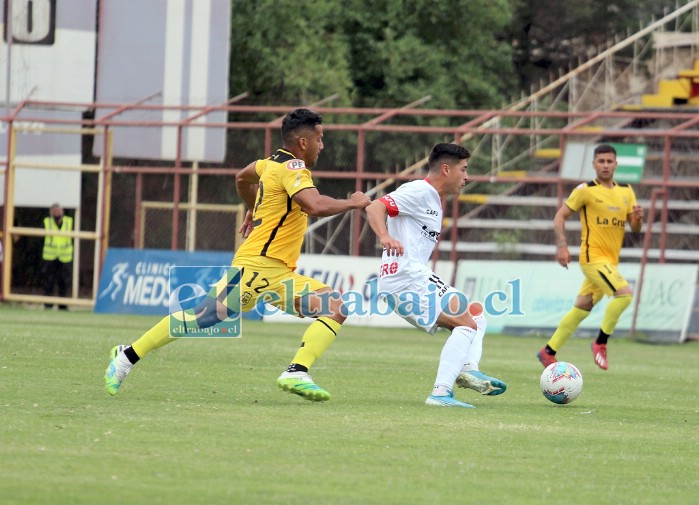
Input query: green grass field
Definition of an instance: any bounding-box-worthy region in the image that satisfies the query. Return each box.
[1,305,697,505]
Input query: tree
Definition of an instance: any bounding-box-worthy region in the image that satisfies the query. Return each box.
[228,0,518,175]
[229,0,354,104]
[230,0,516,109]
[336,0,515,109]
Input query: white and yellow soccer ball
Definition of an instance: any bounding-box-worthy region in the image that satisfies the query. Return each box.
[540,361,583,404]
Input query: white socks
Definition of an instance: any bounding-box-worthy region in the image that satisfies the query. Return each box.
[432,325,477,395]
[461,314,487,373]
[114,351,133,381]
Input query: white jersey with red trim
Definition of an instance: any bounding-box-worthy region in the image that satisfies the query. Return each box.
[377,179,443,292]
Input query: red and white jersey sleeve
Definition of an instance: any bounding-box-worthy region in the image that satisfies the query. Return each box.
[378,182,425,218]
[378,179,443,292]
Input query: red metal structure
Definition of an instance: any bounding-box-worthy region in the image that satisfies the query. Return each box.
[1,101,698,306]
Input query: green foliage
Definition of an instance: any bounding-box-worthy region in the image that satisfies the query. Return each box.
[229,0,518,173]
[230,0,354,103]
[226,0,685,178]
[231,0,681,107]
[334,0,516,108]
[231,0,515,108]
[1,306,699,504]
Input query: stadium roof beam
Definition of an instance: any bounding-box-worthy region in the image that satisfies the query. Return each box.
[361,95,432,127]
[180,92,249,125]
[93,91,163,124]
[669,114,699,132]
[561,111,605,131]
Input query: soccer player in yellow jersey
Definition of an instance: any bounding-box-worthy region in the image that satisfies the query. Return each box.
[104,108,370,401]
[537,144,644,370]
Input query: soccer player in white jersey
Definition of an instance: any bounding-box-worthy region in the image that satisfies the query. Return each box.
[365,143,507,408]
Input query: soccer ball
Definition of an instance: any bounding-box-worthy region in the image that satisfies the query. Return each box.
[540,361,583,404]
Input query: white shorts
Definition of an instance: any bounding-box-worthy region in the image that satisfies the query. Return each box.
[382,273,465,335]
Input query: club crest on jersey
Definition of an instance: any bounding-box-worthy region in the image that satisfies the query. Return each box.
[286,159,306,170]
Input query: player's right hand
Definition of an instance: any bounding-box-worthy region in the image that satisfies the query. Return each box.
[349,192,371,209]
[238,210,255,238]
[555,245,571,269]
[381,235,404,256]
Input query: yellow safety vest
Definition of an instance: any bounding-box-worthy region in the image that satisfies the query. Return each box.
[43,216,74,263]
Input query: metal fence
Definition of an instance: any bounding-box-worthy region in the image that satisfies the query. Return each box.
[1,102,699,306]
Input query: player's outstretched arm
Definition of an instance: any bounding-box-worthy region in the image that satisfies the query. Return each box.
[365,200,404,256]
[553,204,573,269]
[292,188,370,217]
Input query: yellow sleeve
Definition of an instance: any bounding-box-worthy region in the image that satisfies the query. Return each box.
[279,161,315,197]
[255,159,266,177]
[564,183,588,212]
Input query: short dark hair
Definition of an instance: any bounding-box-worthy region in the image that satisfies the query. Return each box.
[428,143,470,172]
[593,144,616,157]
[281,108,323,145]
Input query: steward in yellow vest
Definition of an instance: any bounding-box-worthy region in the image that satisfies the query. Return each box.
[43,211,73,262]
[43,204,73,310]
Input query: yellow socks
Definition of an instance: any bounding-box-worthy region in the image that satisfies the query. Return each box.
[130,312,345,368]
[548,306,591,352]
[131,315,178,358]
[290,317,342,369]
[601,294,632,335]
[547,295,631,353]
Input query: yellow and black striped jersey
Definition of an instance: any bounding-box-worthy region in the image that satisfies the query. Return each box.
[234,149,315,269]
[565,179,637,264]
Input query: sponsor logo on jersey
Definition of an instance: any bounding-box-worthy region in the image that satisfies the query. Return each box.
[379,261,399,277]
[286,159,306,170]
[596,216,626,227]
[426,209,438,216]
[421,225,440,241]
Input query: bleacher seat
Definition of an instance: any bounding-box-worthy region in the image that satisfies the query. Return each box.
[641,59,699,107]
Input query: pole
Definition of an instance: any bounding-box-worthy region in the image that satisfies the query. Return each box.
[4,0,12,116]
[186,161,199,251]
[631,188,665,335]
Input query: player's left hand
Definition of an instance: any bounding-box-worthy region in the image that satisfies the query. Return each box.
[239,210,255,238]
[555,245,571,269]
[631,204,643,222]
